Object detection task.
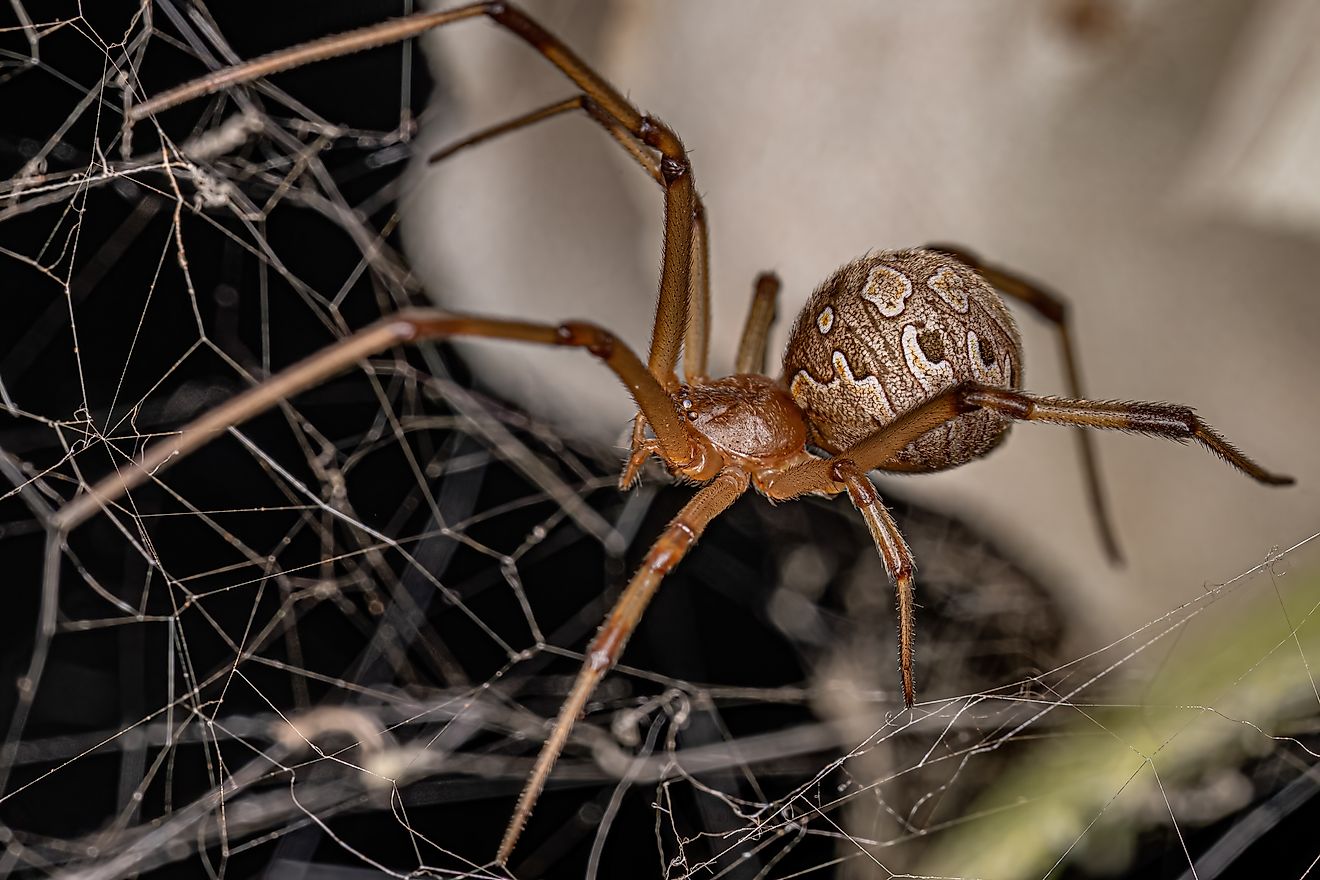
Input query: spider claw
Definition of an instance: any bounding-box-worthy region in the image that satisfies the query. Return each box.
[619,446,651,490]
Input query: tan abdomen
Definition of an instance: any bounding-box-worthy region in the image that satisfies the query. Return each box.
[782,248,1024,472]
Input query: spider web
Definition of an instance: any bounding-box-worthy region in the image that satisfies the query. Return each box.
[2,3,1319,878]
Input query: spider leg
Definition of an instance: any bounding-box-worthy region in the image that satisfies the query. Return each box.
[425,95,594,166]
[686,201,712,383]
[763,383,1292,503]
[734,272,780,375]
[426,94,714,384]
[959,386,1294,485]
[497,467,749,865]
[53,309,699,532]
[617,257,778,486]
[927,242,1122,563]
[763,385,979,501]
[128,2,697,391]
[831,460,917,707]
[764,381,1290,705]
[618,433,662,492]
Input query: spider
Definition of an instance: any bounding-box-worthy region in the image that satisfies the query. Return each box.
[51,2,1293,865]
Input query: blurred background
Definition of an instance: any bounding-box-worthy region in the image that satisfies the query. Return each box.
[1,1,1318,878]
[410,0,1320,642]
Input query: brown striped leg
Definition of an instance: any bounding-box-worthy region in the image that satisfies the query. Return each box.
[685,200,712,383]
[763,385,979,501]
[764,383,1291,706]
[734,272,780,375]
[425,95,600,165]
[831,460,917,707]
[424,91,714,389]
[960,387,1294,485]
[763,382,1292,502]
[927,242,1122,562]
[497,467,749,864]
[53,309,697,532]
[128,2,696,392]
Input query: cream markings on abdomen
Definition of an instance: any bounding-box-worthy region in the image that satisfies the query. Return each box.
[817,306,834,334]
[902,324,955,391]
[790,349,895,422]
[967,330,1005,384]
[861,265,913,317]
[927,266,970,313]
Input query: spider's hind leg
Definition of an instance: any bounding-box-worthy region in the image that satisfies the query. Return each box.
[926,242,1122,562]
[832,459,917,708]
[960,386,1293,486]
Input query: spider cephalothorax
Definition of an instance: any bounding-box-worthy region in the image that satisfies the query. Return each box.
[668,376,812,479]
[58,2,1292,865]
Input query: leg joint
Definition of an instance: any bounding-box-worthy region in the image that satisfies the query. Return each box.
[644,522,697,574]
[556,321,615,358]
[848,477,877,507]
[640,115,688,165]
[660,155,689,184]
[1154,404,1198,437]
[1039,295,1067,323]
[830,458,878,505]
[962,384,1031,419]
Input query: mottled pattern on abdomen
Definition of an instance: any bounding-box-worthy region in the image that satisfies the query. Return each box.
[781,249,1024,472]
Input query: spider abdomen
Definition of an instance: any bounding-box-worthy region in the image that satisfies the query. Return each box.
[782,248,1024,471]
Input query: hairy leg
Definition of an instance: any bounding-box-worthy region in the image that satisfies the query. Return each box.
[497,467,749,864]
[765,381,1290,704]
[831,459,917,706]
[960,387,1293,485]
[735,272,780,375]
[426,94,715,382]
[54,310,700,532]
[129,2,698,390]
[927,242,1121,561]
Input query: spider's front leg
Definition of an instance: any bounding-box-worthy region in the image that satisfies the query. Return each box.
[129,3,707,391]
[52,311,703,532]
[497,467,749,865]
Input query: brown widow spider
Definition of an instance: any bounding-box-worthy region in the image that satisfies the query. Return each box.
[53,1,1293,865]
